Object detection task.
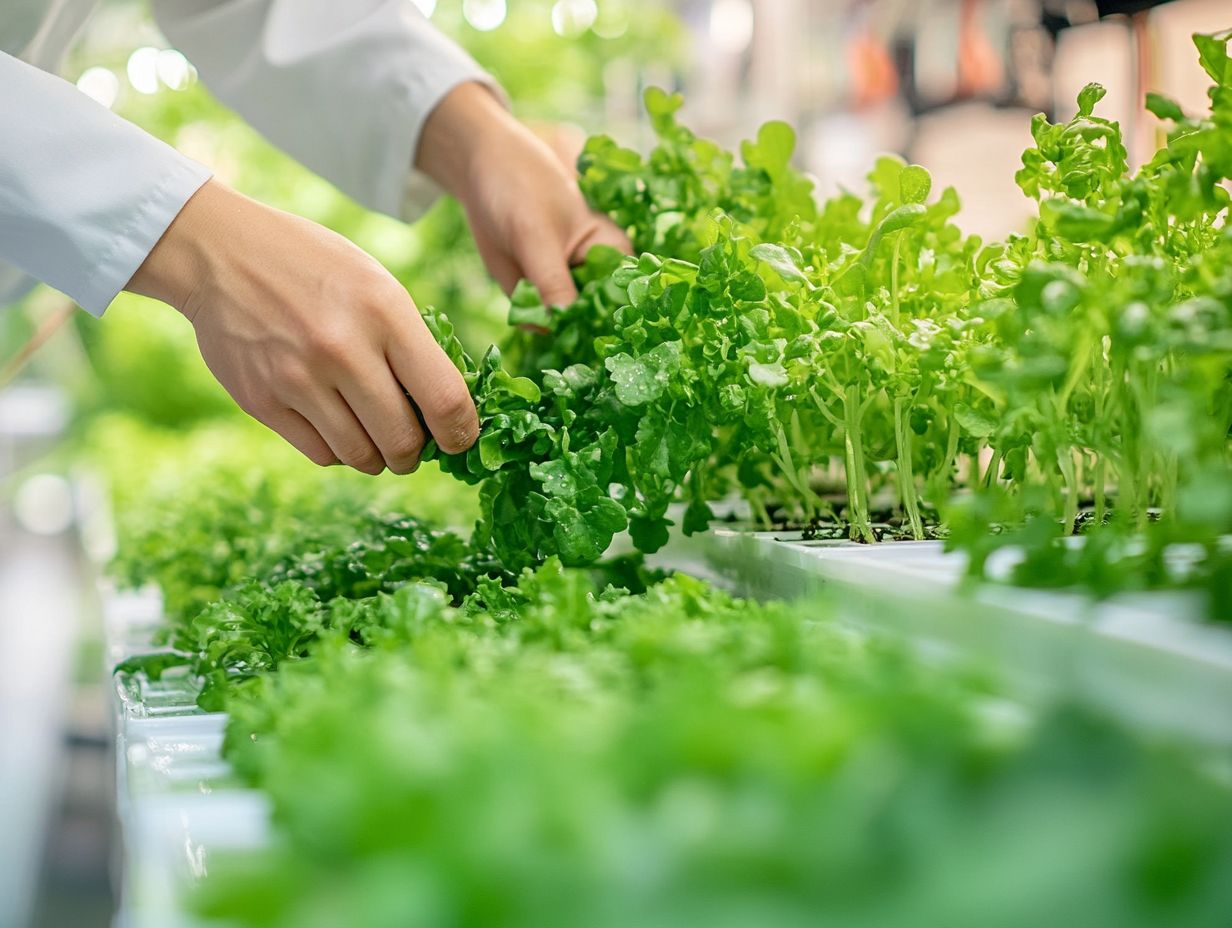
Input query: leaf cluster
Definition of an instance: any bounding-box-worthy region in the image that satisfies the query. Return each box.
[421,36,1232,616]
[187,559,1232,928]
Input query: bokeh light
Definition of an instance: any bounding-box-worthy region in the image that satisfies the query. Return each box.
[14,474,75,536]
[709,0,754,54]
[76,66,120,108]
[592,3,629,40]
[125,46,161,94]
[463,0,507,31]
[551,0,598,37]
[156,49,195,91]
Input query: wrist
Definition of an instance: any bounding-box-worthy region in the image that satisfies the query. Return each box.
[126,179,230,317]
[415,81,523,200]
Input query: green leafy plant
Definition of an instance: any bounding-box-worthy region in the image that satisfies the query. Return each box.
[185,560,1232,928]
[416,36,1232,620]
[94,33,1232,928]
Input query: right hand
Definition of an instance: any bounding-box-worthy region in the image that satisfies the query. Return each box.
[414,82,632,310]
[126,179,478,475]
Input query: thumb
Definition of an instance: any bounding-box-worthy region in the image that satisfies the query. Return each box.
[516,242,579,308]
[569,215,634,264]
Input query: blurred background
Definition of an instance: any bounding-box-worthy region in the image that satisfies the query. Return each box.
[1,1,1230,926]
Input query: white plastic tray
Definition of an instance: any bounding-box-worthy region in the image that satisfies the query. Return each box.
[103,586,268,928]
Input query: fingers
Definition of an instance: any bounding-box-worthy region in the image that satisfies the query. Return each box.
[472,223,522,296]
[263,352,454,475]
[384,308,479,455]
[249,405,338,467]
[337,365,426,475]
[515,241,579,308]
[569,214,634,263]
[293,389,387,475]
[257,298,473,472]
[512,213,634,309]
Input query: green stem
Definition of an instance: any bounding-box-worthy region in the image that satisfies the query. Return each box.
[893,397,924,539]
[747,488,772,529]
[810,386,845,430]
[1132,362,1157,528]
[1112,354,1140,527]
[983,448,1003,489]
[890,236,902,325]
[927,414,960,498]
[1160,452,1178,524]
[1093,342,1107,524]
[843,385,874,543]
[1056,449,1079,535]
[1094,456,1107,525]
[772,423,819,525]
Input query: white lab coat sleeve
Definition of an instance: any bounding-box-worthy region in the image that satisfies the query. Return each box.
[0,52,212,316]
[153,0,505,221]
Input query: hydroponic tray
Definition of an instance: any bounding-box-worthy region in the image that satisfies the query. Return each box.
[103,586,268,928]
[654,530,1232,746]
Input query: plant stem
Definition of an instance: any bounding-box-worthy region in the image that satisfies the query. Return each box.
[844,385,875,542]
[927,414,960,500]
[772,423,819,525]
[1094,456,1107,525]
[810,386,845,429]
[1111,354,1141,528]
[890,236,902,325]
[1160,451,1178,524]
[747,488,772,529]
[1131,362,1156,529]
[893,397,924,539]
[983,448,1003,488]
[1093,341,1107,523]
[1057,448,1079,534]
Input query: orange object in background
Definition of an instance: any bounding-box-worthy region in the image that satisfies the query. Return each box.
[957,0,1005,98]
[847,28,898,109]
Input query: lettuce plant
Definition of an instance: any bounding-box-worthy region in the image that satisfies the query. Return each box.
[418,36,1231,617]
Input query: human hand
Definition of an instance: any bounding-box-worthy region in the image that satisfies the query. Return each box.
[126,179,478,474]
[416,82,632,308]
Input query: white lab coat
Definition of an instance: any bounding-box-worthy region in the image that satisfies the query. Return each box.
[0,0,497,316]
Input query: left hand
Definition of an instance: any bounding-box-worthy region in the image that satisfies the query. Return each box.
[416,82,632,308]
